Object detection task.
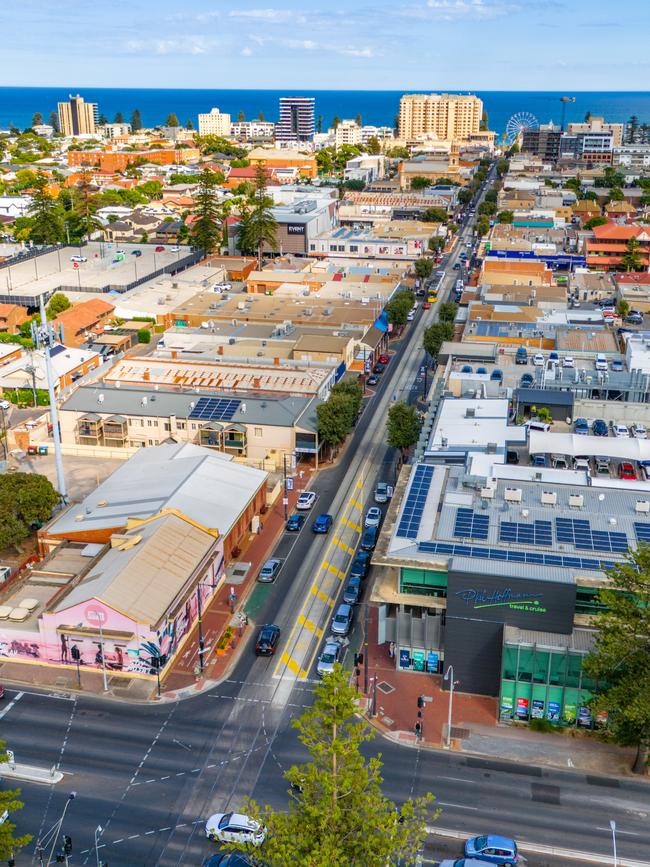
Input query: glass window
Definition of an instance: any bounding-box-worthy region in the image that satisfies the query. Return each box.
[549,651,567,686]
[533,649,550,684]
[517,647,533,682]
[254,428,262,437]
[566,653,582,689]
[502,645,517,681]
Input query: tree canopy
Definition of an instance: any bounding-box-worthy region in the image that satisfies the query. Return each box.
[413,258,433,280]
[237,163,278,267]
[423,321,454,359]
[621,237,643,272]
[190,169,223,256]
[46,293,71,319]
[229,666,435,865]
[409,176,431,191]
[384,289,415,328]
[0,473,59,552]
[0,741,31,859]
[387,402,421,453]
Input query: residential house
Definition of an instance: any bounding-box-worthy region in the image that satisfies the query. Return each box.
[0,303,29,335]
[52,299,115,348]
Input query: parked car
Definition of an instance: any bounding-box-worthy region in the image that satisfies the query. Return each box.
[464,834,518,866]
[131,249,142,257]
[205,812,265,846]
[70,254,87,263]
[532,353,544,366]
[155,245,165,252]
[595,456,611,475]
[592,418,609,437]
[366,374,379,386]
[490,368,503,382]
[574,455,590,472]
[360,525,378,551]
[295,491,316,510]
[374,482,391,503]
[460,365,473,374]
[365,506,382,528]
[254,624,280,656]
[562,356,575,368]
[531,454,547,467]
[439,861,489,867]
[598,297,617,308]
[595,355,608,371]
[349,551,371,580]
[619,462,637,481]
[378,353,390,365]
[640,459,650,480]
[549,351,559,364]
[610,359,624,372]
[286,513,305,531]
[316,638,343,677]
[0,400,10,411]
[331,603,353,636]
[257,558,281,583]
[574,418,589,435]
[343,576,362,605]
[476,367,487,375]
[506,450,519,465]
[203,854,255,867]
[372,362,386,374]
[170,245,180,252]
[625,313,643,325]
[633,423,648,439]
[515,346,528,365]
[612,422,630,438]
[312,513,333,534]
[520,373,534,387]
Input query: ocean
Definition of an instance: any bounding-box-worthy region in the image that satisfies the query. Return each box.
[1,88,650,136]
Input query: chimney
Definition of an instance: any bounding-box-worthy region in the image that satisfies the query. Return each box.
[143,369,150,381]
[218,345,224,355]
[171,350,178,360]
[274,357,280,366]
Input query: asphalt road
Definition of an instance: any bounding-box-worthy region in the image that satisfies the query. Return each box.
[7,168,650,867]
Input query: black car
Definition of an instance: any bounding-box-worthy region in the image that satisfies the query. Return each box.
[372,362,386,375]
[349,551,371,580]
[366,374,379,386]
[255,624,280,656]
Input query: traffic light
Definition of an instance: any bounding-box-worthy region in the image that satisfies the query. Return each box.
[354,652,364,667]
[63,836,72,855]
[417,695,425,709]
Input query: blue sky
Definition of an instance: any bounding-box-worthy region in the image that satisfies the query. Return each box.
[2,0,649,89]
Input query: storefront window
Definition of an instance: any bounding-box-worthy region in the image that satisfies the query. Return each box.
[502,645,517,681]
[566,652,582,689]
[533,649,550,684]
[517,647,533,682]
[400,568,447,598]
[549,651,567,686]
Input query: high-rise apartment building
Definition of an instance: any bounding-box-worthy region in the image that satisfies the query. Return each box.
[334,119,362,147]
[277,97,315,142]
[57,94,98,137]
[398,93,483,141]
[567,116,623,148]
[197,107,232,137]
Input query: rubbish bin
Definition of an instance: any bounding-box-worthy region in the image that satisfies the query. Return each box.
[38,445,48,456]
[27,445,38,455]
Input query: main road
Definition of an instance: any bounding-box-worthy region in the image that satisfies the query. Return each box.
[6,169,649,867]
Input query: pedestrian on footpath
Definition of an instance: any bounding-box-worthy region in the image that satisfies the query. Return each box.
[389,641,395,659]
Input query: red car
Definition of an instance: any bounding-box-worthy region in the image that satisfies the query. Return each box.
[422,301,432,310]
[618,462,637,480]
[155,245,165,252]
[378,354,389,365]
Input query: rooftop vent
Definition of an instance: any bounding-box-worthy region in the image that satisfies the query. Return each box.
[569,493,584,509]
[465,408,476,418]
[480,486,495,499]
[635,500,650,514]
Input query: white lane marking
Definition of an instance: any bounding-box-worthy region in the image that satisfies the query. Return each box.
[0,691,23,719]
[437,776,474,784]
[596,826,640,836]
[437,802,479,811]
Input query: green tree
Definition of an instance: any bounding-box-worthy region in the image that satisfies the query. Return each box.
[420,207,448,224]
[190,169,223,256]
[410,176,431,191]
[316,149,334,174]
[166,113,180,128]
[365,136,381,155]
[617,299,630,318]
[608,187,625,203]
[186,119,194,130]
[428,236,445,254]
[330,379,362,418]
[237,110,245,122]
[237,163,278,267]
[0,740,31,858]
[386,146,409,159]
[232,667,435,865]
[384,289,415,328]
[584,215,608,230]
[317,394,356,452]
[475,215,490,236]
[413,258,433,281]
[387,402,421,454]
[0,473,59,552]
[331,115,341,130]
[137,328,151,344]
[423,321,454,358]
[582,189,599,201]
[599,167,625,189]
[258,111,265,122]
[114,111,124,124]
[46,293,71,319]
[31,111,43,127]
[457,188,473,205]
[438,301,457,323]
[131,108,143,131]
[27,173,64,244]
[496,159,509,176]
[484,188,498,204]
[354,113,362,127]
[48,110,59,133]
[478,200,496,217]
[565,176,582,194]
[621,237,642,272]
[194,134,246,158]
[584,547,650,773]
[497,210,514,224]
[480,109,489,131]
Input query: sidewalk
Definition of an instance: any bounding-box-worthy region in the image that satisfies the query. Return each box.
[359,607,639,778]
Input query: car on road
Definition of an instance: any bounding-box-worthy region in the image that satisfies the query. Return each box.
[205,812,266,846]
[349,551,371,580]
[610,359,624,372]
[453,262,461,270]
[154,245,165,252]
[633,423,648,439]
[378,353,390,365]
[532,353,544,366]
[592,418,609,437]
[343,576,362,605]
[618,462,637,481]
[331,603,353,636]
[0,400,10,411]
[407,309,415,321]
[372,362,386,374]
[519,373,534,388]
[295,491,316,510]
[366,374,379,386]
[365,506,382,527]
[254,624,280,656]
[562,356,575,368]
[70,254,87,263]
[515,347,528,365]
[312,513,333,534]
[439,860,490,867]
[286,513,305,531]
[422,301,432,309]
[374,481,390,503]
[257,558,281,583]
[316,638,343,677]
[612,422,630,438]
[574,417,589,435]
[464,834,518,865]
[360,525,378,551]
[203,853,255,867]
[131,249,142,257]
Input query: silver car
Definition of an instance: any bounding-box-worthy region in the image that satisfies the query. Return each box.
[316,638,343,677]
[257,558,281,583]
[365,506,382,528]
[331,603,353,636]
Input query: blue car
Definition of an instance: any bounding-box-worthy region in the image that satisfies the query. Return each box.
[286,513,305,531]
[574,417,589,435]
[312,514,333,534]
[360,526,378,551]
[350,551,371,580]
[464,835,518,865]
[592,418,609,437]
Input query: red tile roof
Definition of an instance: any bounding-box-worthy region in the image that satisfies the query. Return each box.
[592,223,650,241]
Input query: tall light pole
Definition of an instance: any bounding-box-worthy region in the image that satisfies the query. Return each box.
[444,664,457,749]
[37,294,68,503]
[97,617,109,692]
[94,825,103,867]
[609,819,618,867]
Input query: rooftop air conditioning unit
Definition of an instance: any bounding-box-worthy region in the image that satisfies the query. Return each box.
[97,394,104,403]
[465,408,476,418]
[541,490,557,505]
[636,500,650,513]
[569,493,584,508]
[504,487,522,503]
[141,397,148,406]
[481,486,495,499]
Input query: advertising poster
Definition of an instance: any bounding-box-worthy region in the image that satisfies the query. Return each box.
[532,699,545,719]
[547,702,560,722]
[596,710,609,729]
[516,697,530,719]
[412,650,425,671]
[578,706,592,727]
[399,649,411,669]
[563,704,577,724]
[500,695,514,719]
[426,651,439,672]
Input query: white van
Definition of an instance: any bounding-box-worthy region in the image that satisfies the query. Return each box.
[527,420,551,433]
[595,354,608,371]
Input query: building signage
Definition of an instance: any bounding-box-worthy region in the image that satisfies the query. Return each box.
[578,706,592,727]
[547,701,561,722]
[532,699,545,719]
[287,223,305,235]
[516,697,529,719]
[412,649,425,671]
[426,651,439,672]
[454,586,547,615]
[399,648,411,669]
[500,695,513,719]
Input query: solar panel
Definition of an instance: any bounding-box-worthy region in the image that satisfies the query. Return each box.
[417,541,617,572]
[500,520,552,547]
[395,465,435,539]
[555,518,628,554]
[188,397,241,422]
[634,522,650,544]
[454,508,489,540]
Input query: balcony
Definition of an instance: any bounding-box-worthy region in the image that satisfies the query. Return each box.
[103,415,128,448]
[77,413,103,446]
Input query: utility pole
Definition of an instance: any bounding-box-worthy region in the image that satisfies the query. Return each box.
[38,294,68,504]
[283,453,289,522]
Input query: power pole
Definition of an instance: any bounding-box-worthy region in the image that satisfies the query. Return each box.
[38,295,68,503]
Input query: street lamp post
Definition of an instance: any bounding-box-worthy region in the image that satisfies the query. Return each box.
[444,665,457,749]
[283,453,289,522]
[197,583,205,673]
[97,618,108,692]
[610,820,618,867]
[95,824,103,867]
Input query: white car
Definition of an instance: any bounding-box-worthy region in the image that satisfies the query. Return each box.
[407,310,415,321]
[562,356,575,368]
[633,424,647,439]
[316,638,343,677]
[365,507,382,528]
[70,254,87,263]
[295,490,316,510]
[205,812,265,846]
[533,353,545,366]
[612,423,630,438]
[170,245,180,252]
[212,282,232,293]
[0,400,10,411]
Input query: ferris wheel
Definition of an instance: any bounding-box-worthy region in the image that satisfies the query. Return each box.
[505,112,539,144]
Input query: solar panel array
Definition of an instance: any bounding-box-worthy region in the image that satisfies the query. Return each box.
[454,508,489,540]
[188,397,241,422]
[633,522,650,544]
[417,541,617,572]
[500,520,552,546]
[555,518,628,554]
[395,465,435,540]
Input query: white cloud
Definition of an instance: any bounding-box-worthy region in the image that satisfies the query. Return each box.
[424,0,520,18]
[241,46,253,56]
[229,8,303,23]
[282,38,319,50]
[339,46,374,58]
[123,36,215,55]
